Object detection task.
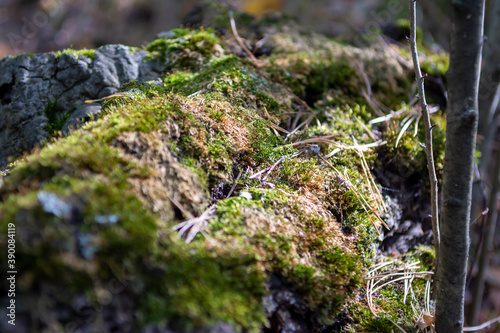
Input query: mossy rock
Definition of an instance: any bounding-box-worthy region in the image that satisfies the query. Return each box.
[0,2,445,332]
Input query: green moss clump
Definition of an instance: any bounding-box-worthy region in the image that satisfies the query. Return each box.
[210,191,363,320]
[52,47,97,59]
[264,41,410,112]
[142,240,266,330]
[146,28,222,69]
[0,3,442,331]
[421,51,449,77]
[376,109,446,185]
[394,19,423,45]
[163,55,291,116]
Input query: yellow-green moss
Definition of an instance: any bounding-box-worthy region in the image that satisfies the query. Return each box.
[52,47,97,59]
[145,28,222,69]
[421,51,449,77]
[376,109,447,184]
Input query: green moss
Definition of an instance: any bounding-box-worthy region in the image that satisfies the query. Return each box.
[363,315,399,333]
[348,246,435,332]
[0,175,157,286]
[264,44,409,112]
[421,51,449,77]
[52,47,96,59]
[186,1,254,31]
[142,240,266,330]
[0,5,436,331]
[10,52,36,59]
[207,182,365,322]
[264,51,354,103]
[394,18,423,46]
[163,71,196,93]
[145,28,221,69]
[120,80,168,97]
[376,108,446,186]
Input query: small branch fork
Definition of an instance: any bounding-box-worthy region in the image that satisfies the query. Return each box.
[409,0,440,285]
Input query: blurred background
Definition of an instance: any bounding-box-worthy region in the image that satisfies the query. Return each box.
[0,0,452,58]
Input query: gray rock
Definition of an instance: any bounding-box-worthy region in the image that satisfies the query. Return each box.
[61,103,103,135]
[0,45,167,168]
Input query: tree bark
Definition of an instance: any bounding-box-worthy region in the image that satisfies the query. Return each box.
[435,1,485,332]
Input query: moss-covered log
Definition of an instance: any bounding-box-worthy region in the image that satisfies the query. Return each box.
[0,2,449,332]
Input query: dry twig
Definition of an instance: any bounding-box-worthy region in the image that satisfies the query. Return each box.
[409,0,440,285]
[229,11,259,66]
[366,259,435,332]
[173,205,216,243]
[463,315,500,332]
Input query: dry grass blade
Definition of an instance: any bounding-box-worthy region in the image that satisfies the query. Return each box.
[173,205,216,243]
[299,134,388,231]
[85,92,134,104]
[387,316,409,333]
[269,123,290,134]
[354,115,378,141]
[291,110,303,132]
[226,169,243,198]
[395,115,416,148]
[392,103,439,149]
[282,86,319,125]
[463,315,500,332]
[320,156,386,234]
[166,192,194,220]
[229,11,259,66]
[285,114,316,140]
[355,61,388,116]
[250,156,285,180]
[262,107,289,135]
[368,95,431,125]
[342,167,388,230]
[288,135,384,153]
[366,259,435,332]
[351,135,386,213]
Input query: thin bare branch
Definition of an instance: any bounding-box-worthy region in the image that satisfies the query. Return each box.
[226,169,243,198]
[409,0,440,285]
[229,11,260,66]
[463,315,500,332]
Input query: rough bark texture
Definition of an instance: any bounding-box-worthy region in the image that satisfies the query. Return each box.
[435,0,485,332]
